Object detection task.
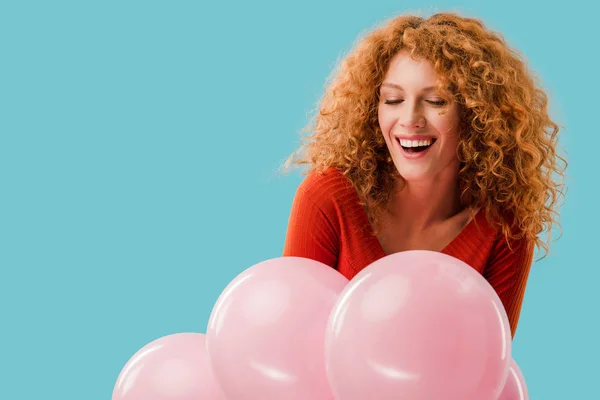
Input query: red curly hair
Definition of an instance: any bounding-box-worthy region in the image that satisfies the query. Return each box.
[284,12,567,258]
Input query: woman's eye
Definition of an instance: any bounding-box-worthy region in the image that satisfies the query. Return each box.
[384,99,403,105]
[427,100,447,106]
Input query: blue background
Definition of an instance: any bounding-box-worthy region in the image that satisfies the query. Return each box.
[1,1,596,398]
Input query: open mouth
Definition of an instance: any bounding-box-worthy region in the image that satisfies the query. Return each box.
[397,138,437,153]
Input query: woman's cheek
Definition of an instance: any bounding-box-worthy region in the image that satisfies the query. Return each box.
[378,115,394,136]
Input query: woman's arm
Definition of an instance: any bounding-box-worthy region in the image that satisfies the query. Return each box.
[282,184,339,269]
[483,234,535,339]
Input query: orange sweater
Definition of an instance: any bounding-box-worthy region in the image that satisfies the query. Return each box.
[283,168,534,338]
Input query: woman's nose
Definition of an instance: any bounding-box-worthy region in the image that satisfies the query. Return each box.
[399,102,426,129]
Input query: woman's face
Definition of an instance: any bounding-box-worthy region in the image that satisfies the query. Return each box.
[378,51,462,184]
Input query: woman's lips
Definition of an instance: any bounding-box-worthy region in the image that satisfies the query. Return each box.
[395,137,437,159]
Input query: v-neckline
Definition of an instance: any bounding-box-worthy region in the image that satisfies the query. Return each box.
[364,206,485,259]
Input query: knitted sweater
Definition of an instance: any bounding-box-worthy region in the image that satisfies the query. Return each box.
[283,168,534,338]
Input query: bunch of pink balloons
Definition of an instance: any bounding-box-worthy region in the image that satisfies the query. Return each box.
[112,251,530,399]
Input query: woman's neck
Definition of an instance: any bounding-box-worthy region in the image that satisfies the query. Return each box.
[387,174,464,231]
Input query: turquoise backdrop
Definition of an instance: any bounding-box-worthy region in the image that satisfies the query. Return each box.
[1,1,596,398]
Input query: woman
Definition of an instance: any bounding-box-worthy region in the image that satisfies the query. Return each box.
[282,12,566,338]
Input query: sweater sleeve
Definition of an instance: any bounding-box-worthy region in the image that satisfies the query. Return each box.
[483,234,535,339]
[282,184,339,269]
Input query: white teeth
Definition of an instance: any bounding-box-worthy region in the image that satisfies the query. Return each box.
[398,138,434,147]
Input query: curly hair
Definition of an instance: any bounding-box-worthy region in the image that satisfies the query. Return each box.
[283,11,567,259]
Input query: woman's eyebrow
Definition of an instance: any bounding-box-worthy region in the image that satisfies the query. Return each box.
[380,83,437,92]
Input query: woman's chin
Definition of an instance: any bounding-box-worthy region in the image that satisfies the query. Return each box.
[393,168,432,183]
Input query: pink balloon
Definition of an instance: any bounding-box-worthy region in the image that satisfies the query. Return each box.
[112,332,226,400]
[498,358,529,400]
[206,256,349,400]
[325,250,512,400]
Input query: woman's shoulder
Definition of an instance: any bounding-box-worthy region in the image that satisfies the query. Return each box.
[477,207,535,256]
[298,167,352,193]
[295,167,363,216]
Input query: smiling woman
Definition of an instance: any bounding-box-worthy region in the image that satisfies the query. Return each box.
[280,11,567,338]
